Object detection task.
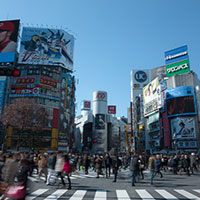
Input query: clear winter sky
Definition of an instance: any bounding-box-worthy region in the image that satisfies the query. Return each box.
[1,0,200,117]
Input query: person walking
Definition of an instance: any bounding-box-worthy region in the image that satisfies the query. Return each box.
[37,153,48,183]
[46,152,57,185]
[95,155,103,178]
[63,154,72,189]
[83,154,90,175]
[154,154,163,178]
[148,154,156,185]
[130,154,139,186]
[138,154,145,180]
[104,153,112,178]
[55,151,65,188]
[112,155,121,182]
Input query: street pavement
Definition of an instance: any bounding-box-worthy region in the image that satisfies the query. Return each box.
[26,168,200,199]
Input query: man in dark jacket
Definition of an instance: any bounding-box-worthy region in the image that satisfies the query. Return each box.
[46,152,57,185]
[112,155,121,182]
[129,154,139,186]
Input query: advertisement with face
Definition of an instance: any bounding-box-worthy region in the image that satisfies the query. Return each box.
[143,77,161,117]
[18,27,74,71]
[171,117,196,139]
[0,20,19,63]
[95,114,105,130]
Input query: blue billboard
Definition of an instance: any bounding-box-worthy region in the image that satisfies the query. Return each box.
[165,45,189,65]
[0,78,6,114]
[165,86,196,118]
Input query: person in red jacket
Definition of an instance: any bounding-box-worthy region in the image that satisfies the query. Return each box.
[63,154,71,189]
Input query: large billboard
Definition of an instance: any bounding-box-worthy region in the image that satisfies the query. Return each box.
[18,27,74,71]
[165,87,196,118]
[143,77,161,117]
[165,45,190,77]
[95,114,105,130]
[171,117,196,139]
[0,20,19,64]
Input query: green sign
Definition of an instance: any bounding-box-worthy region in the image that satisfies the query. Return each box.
[166,59,190,77]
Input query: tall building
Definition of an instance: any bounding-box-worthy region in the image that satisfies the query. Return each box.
[1,25,76,152]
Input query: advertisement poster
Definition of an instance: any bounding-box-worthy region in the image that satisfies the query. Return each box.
[171,117,196,139]
[95,114,105,130]
[143,78,161,117]
[18,27,74,71]
[0,20,19,63]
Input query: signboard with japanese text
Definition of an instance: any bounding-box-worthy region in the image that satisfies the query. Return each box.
[165,45,190,77]
[108,105,116,114]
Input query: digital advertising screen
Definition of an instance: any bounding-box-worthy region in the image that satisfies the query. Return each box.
[165,87,196,117]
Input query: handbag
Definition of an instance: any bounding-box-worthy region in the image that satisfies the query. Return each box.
[4,185,26,199]
[0,181,8,194]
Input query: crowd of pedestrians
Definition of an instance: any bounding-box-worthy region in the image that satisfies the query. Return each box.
[0,150,199,199]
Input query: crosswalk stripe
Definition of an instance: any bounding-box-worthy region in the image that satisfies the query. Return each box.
[84,174,96,178]
[26,189,48,200]
[156,189,178,200]
[136,189,155,200]
[72,175,86,178]
[69,190,87,200]
[175,189,200,200]
[116,190,131,200]
[43,189,67,200]
[194,190,200,194]
[94,190,107,200]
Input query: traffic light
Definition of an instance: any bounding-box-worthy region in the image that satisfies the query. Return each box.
[0,67,20,76]
[93,139,97,143]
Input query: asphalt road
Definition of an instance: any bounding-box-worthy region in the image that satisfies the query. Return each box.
[26,168,200,199]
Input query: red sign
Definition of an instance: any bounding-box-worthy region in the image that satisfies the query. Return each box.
[84,101,91,109]
[108,105,116,114]
[96,92,106,100]
[40,78,57,87]
[16,77,35,84]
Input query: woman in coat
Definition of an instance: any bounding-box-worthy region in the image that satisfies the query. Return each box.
[63,154,71,189]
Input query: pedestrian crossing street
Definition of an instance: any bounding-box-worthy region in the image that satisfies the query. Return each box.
[29,168,132,182]
[25,188,200,200]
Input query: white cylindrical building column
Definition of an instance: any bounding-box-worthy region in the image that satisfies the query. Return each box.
[92,91,108,153]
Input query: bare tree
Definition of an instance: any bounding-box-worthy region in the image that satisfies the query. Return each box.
[2,98,49,150]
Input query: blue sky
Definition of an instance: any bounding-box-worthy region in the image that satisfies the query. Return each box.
[1,0,200,117]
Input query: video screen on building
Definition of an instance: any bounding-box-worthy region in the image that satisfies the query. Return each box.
[166,96,195,117]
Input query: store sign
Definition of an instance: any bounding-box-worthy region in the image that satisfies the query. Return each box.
[96,92,106,101]
[165,45,189,65]
[166,59,190,77]
[134,71,147,83]
[81,100,91,110]
[108,105,116,114]
[165,45,190,77]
